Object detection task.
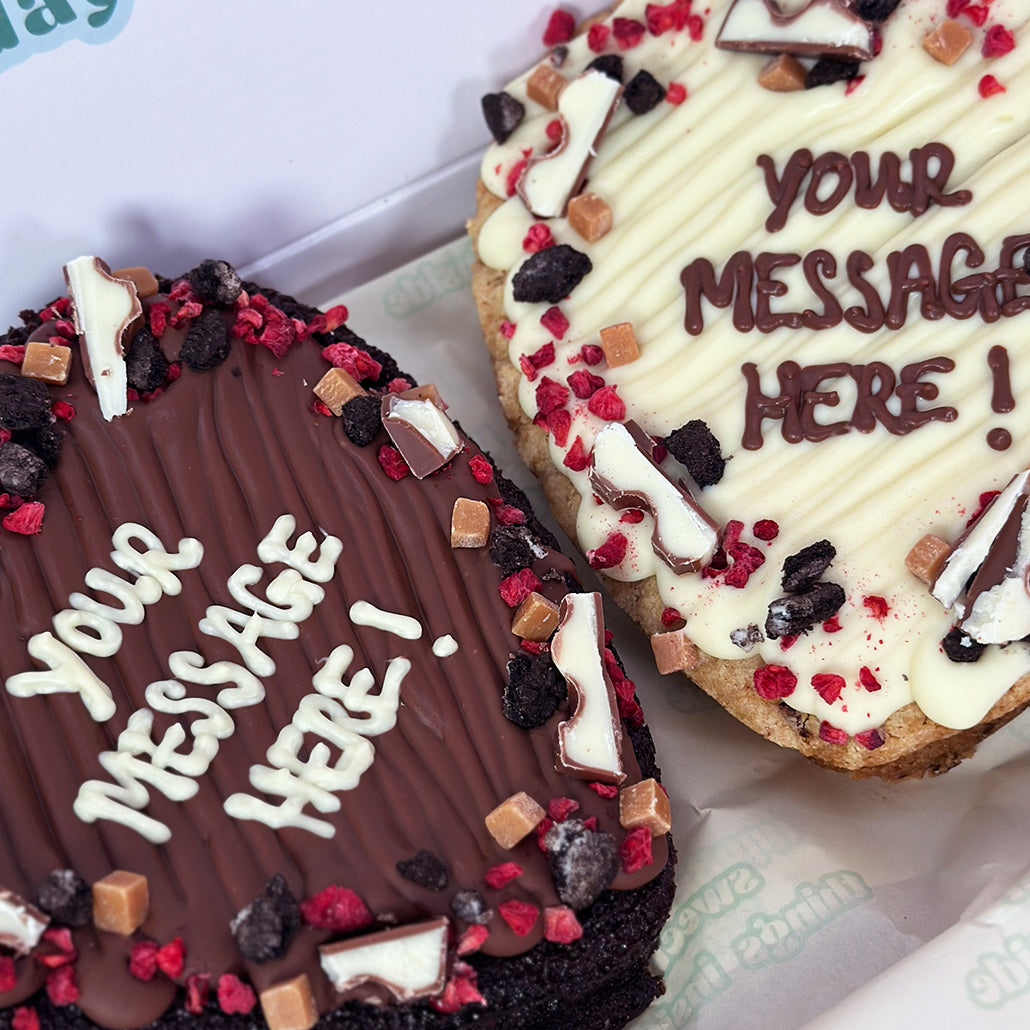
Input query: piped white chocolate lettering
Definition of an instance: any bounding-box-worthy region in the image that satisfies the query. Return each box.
[349,601,423,640]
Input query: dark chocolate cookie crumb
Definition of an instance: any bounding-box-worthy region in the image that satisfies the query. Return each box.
[494,465,560,551]
[482,91,526,144]
[765,581,846,639]
[36,869,92,927]
[587,54,624,82]
[396,850,449,891]
[125,325,170,394]
[854,0,901,21]
[0,442,48,497]
[489,525,536,575]
[0,373,52,432]
[624,70,665,115]
[780,704,814,740]
[341,394,382,446]
[512,244,593,305]
[13,423,64,470]
[450,889,492,925]
[544,819,619,910]
[179,308,231,373]
[187,259,242,307]
[805,57,861,89]
[549,44,568,67]
[942,626,986,663]
[230,873,301,963]
[664,420,726,488]
[730,625,763,652]
[781,540,836,593]
[503,653,567,729]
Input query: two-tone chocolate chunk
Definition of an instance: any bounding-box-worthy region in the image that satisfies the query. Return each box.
[381,389,461,478]
[0,886,49,954]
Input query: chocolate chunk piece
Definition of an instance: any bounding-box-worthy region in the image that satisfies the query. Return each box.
[0,373,51,432]
[230,873,301,963]
[450,889,492,925]
[665,420,726,488]
[482,91,525,144]
[489,525,536,575]
[187,259,242,307]
[512,245,592,304]
[396,850,449,891]
[765,582,846,639]
[503,652,567,729]
[180,309,231,373]
[14,423,64,470]
[0,442,48,497]
[341,394,383,446]
[854,0,901,21]
[941,627,986,663]
[36,869,92,927]
[781,539,836,593]
[624,70,665,115]
[544,819,619,909]
[805,57,861,89]
[125,325,170,394]
[586,53,623,83]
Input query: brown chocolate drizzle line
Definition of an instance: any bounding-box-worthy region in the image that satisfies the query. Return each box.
[989,345,1014,413]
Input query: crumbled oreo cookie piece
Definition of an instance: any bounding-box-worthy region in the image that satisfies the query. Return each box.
[765,581,846,639]
[451,889,492,925]
[544,819,619,909]
[36,869,92,927]
[512,245,593,305]
[664,420,726,488]
[781,540,836,593]
[396,850,449,891]
[854,0,901,20]
[489,525,536,575]
[730,625,763,652]
[0,442,48,497]
[125,325,170,394]
[941,627,986,663]
[187,259,242,307]
[805,57,861,90]
[341,394,382,446]
[482,91,525,144]
[494,466,559,550]
[230,873,301,963]
[587,54,623,82]
[503,653,567,729]
[0,373,51,432]
[780,704,814,740]
[15,423,64,469]
[624,70,665,115]
[549,44,568,67]
[180,308,231,373]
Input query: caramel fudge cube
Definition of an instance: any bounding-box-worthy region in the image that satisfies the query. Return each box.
[923,19,972,66]
[619,778,672,837]
[399,383,446,409]
[526,64,567,111]
[905,533,952,585]
[21,341,72,386]
[92,870,148,934]
[757,54,806,92]
[567,193,613,243]
[511,591,560,642]
[650,628,701,675]
[598,322,640,368]
[260,974,319,1030]
[314,367,365,416]
[111,266,160,300]
[451,497,490,548]
[485,791,545,849]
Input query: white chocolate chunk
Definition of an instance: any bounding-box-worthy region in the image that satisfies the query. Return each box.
[551,593,625,784]
[717,0,874,60]
[319,918,449,1003]
[520,70,622,219]
[63,255,141,421]
[0,889,48,955]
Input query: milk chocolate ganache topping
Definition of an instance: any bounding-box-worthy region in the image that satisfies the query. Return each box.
[0,265,668,1028]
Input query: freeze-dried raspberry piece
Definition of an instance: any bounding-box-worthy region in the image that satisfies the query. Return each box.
[811,673,845,705]
[498,898,539,936]
[148,302,170,338]
[377,445,410,481]
[545,118,564,142]
[523,223,555,253]
[620,826,653,874]
[646,0,692,34]
[322,342,383,382]
[495,503,527,526]
[456,924,490,956]
[185,974,210,1015]
[499,567,542,607]
[819,721,849,745]
[568,368,604,399]
[661,607,684,629]
[11,1008,40,1030]
[256,306,298,358]
[753,665,797,699]
[863,595,889,620]
[588,384,625,421]
[544,905,584,943]
[385,377,412,393]
[822,614,842,633]
[587,22,610,51]
[513,245,592,305]
[979,74,1006,98]
[231,873,301,963]
[217,974,256,1015]
[482,91,525,145]
[300,885,372,933]
[520,341,556,382]
[587,531,627,569]
[484,862,523,889]
[46,965,78,1006]
[341,394,382,447]
[451,889,492,925]
[51,400,74,421]
[468,454,493,484]
[180,308,231,372]
[962,4,989,27]
[499,320,517,340]
[503,652,566,728]
[547,797,580,822]
[129,940,159,981]
[0,373,50,432]
[753,519,779,541]
[540,306,569,339]
[430,962,486,1012]
[859,666,882,692]
[580,343,604,365]
[625,69,666,114]
[546,408,572,447]
[397,850,449,891]
[0,344,25,364]
[589,781,618,799]
[156,937,184,979]
[563,436,590,471]
[855,728,886,750]
[543,8,575,45]
[665,82,687,104]
[3,501,44,535]
[0,955,15,991]
[665,420,725,487]
[535,375,570,416]
[613,16,645,49]
[188,259,242,307]
[545,819,618,908]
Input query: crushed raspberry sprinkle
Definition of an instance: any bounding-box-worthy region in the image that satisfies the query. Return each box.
[645,0,693,35]
[3,501,44,536]
[613,16,646,49]
[499,567,542,607]
[323,304,349,331]
[620,826,654,874]
[322,342,382,382]
[0,955,16,992]
[498,899,539,937]
[665,82,687,105]
[543,8,575,45]
[563,435,591,472]
[546,118,564,142]
[752,519,779,541]
[546,408,572,447]
[587,22,610,51]
[494,504,527,526]
[484,862,523,889]
[217,974,256,1015]
[567,368,605,399]
[753,665,797,699]
[540,306,569,339]
[12,1008,40,1030]
[45,965,78,1006]
[620,509,645,524]
[499,320,517,340]
[811,673,845,705]
[590,781,619,799]
[520,341,556,382]
[377,445,410,481]
[523,223,555,253]
[858,666,882,692]
[547,796,580,821]
[52,400,75,421]
[469,454,493,484]
[185,974,210,1015]
[587,531,628,569]
[386,377,412,393]
[431,962,485,1012]
[818,721,849,745]
[535,817,555,851]
[580,343,604,365]
[157,937,185,979]
[535,376,570,416]
[661,607,684,628]
[300,885,373,933]
[457,924,491,956]
[855,728,885,750]
[863,595,889,620]
[978,74,1006,98]
[129,940,159,981]
[822,614,842,634]
[544,906,584,944]
[587,384,625,421]
[0,344,25,364]
[960,4,989,28]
